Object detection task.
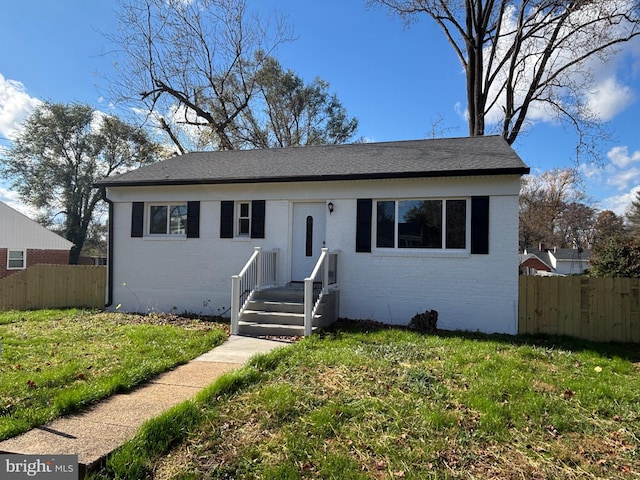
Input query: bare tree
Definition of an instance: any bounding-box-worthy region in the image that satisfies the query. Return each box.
[109,0,293,152]
[519,168,584,248]
[371,0,640,160]
[555,201,596,248]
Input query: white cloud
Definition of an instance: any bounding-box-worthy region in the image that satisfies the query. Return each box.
[578,161,602,180]
[594,145,640,191]
[600,185,640,216]
[585,145,640,214]
[481,1,640,127]
[607,145,640,168]
[0,73,40,140]
[0,186,37,217]
[585,77,635,121]
[454,101,468,121]
[607,166,640,190]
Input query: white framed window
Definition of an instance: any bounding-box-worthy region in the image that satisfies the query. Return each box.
[236,201,251,237]
[7,249,26,269]
[375,198,469,250]
[148,203,187,235]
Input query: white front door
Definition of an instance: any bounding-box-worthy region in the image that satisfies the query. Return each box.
[291,202,326,281]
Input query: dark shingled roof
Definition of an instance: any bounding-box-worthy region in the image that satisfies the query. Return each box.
[95,135,529,187]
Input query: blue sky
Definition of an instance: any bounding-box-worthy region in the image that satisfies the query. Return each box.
[1,0,639,216]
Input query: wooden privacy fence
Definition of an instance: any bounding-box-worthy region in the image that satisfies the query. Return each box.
[519,276,640,343]
[0,265,106,311]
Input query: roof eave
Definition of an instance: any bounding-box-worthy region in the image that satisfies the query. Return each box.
[94,166,530,188]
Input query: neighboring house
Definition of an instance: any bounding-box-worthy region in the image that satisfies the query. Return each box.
[0,201,73,280]
[96,136,529,334]
[520,246,591,276]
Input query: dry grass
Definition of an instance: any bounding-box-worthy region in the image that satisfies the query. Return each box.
[95,322,640,479]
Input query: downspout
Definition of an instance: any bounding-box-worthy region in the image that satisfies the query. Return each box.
[101,187,114,307]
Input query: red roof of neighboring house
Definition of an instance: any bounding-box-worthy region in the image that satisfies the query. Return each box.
[519,253,552,272]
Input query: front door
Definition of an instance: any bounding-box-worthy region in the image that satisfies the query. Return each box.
[291,202,326,281]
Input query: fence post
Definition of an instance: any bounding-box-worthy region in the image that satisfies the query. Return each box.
[230,275,240,335]
[321,248,329,293]
[304,277,313,337]
[255,246,263,291]
[273,249,280,286]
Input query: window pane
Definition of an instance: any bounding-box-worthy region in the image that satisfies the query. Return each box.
[376,201,395,248]
[238,218,250,235]
[305,216,313,256]
[150,206,168,234]
[169,205,187,234]
[8,250,24,268]
[446,200,467,249]
[398,200,442,248]
[240,203,250,217]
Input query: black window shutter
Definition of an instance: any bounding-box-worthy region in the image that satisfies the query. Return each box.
[187,201,200,238]
[471,196,490,254]
[131,202,144,238]
[356,199,373,253]
[251,200,266,239]
[220,201,234,238]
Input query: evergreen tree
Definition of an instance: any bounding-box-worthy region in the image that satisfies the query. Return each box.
[590,235,640,278]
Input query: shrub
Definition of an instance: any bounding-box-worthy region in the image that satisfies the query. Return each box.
[589,235,640,277]
[408,309,438,333]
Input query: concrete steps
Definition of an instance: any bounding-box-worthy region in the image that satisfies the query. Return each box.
[238,285,337,336]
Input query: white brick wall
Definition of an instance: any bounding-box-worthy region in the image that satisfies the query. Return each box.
[107,175,521,334]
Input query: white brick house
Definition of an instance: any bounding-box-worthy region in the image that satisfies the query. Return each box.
[96,136,529,334]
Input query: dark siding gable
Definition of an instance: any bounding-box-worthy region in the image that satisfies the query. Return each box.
[251,200,265,239]
[131,202,144,237]
[220,201,234,238]
[187,201,200,238]
[471,196,490,254]
[356,199,373,253]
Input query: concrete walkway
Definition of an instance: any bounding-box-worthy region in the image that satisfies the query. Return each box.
[0,335,288,477]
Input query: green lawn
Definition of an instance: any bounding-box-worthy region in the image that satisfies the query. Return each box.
[0,309,228,441]
[95,322,639,480]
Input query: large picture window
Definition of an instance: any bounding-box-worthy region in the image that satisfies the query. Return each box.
[149,204,187,235]
[376,199,467,250]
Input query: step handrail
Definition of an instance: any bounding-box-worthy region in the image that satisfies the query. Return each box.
[304,248,339,336]
[231,247,279,335]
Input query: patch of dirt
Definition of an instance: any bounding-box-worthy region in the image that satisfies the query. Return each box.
[96,311,230,333]
[257,334,303,343]
[532,379,558,394]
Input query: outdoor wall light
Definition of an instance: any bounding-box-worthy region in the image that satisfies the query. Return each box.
[327,201,334,214]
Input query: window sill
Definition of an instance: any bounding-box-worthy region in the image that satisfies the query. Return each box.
[371,249,470,258]
[143,235,187,241]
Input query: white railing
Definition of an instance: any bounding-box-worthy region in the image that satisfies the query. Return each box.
[304,248,339,336]
[230,247,279,335]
